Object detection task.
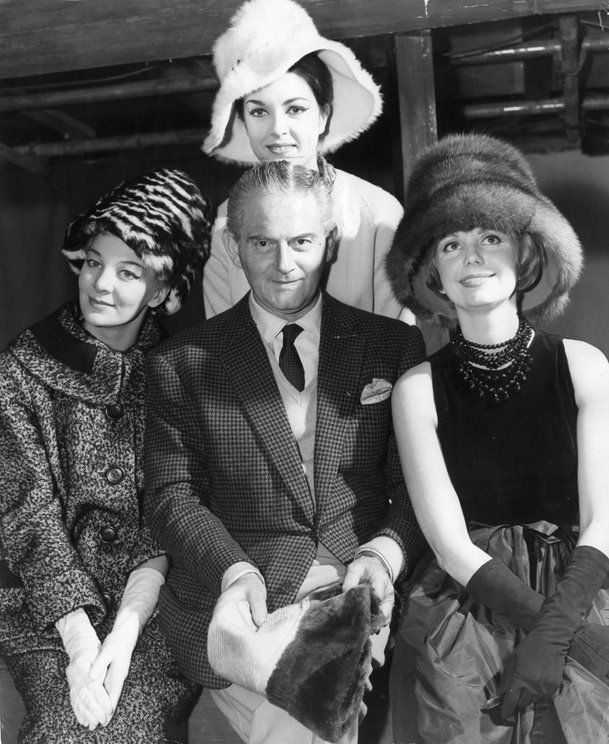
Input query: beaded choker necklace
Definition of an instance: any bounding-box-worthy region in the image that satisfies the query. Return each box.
[451,316,534,403]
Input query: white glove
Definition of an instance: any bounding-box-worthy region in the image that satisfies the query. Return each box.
[90,567,164,712]
[55,608,114,730]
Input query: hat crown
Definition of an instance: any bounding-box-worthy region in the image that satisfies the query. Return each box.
[213,0,318,81]
[405,134,539,216]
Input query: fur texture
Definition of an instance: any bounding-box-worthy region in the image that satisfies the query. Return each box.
[61,168,213,315]
[387,134,583,326]
[202,0,382,164]
[265,584,383,743]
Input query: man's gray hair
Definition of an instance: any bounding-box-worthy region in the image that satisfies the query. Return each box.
[226,161,334,241]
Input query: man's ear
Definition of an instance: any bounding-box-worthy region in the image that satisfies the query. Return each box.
[222,229,242,268]
[324,225,338,264]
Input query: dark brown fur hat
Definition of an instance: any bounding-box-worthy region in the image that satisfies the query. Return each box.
[386,133,583,326]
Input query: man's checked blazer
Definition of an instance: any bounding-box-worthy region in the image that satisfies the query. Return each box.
[144,292,426,687]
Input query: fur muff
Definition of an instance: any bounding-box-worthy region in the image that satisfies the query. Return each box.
[202,0,382,164]
[61,168,213,316]
[386,133,583,326]
[265,584,383,743]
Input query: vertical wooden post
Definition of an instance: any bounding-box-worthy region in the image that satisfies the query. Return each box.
[558,14,582,144]
[393,31,447,352]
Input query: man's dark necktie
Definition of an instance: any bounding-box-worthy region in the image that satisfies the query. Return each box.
[279,324,305,391]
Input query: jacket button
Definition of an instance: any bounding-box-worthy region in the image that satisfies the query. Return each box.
[105,403,124,420]
[105,466,124,484]
[100,526,117,544]
[280,580,295,594]
[101,592,114,609]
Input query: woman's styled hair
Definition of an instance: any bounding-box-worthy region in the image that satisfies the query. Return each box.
[289,53,334,111]
[235,52,334,120]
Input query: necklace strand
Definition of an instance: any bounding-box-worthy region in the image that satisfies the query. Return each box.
[451,317,533,403]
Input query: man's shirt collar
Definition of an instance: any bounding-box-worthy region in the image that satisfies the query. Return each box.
[249,293,322,344]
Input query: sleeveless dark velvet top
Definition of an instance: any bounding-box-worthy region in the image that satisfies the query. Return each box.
[430,332,579,525]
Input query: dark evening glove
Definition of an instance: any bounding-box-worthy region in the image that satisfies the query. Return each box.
[500,545,609,719]
[466,558,543,631]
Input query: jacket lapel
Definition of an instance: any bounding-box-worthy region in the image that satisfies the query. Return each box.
[221,297,314,519]
[314,295,365,523]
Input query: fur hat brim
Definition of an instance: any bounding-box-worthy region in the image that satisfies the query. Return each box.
[387,134,583,327]
[202,0,382,164]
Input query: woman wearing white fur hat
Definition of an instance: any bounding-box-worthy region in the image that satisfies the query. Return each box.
[202,0,409,321]
[0,169,212,742]
[387,134,609,742]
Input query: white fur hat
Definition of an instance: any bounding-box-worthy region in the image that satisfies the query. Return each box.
[203,0,382,164]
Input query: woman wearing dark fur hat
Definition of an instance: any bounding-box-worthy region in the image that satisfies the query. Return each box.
[387,134,609,742]
[0,168,212,743]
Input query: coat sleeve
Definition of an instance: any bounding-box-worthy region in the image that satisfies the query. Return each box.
[0,356,105,630]
[374,325,428,578]
[372,189,405,320]
[144,349,252,597]
[202,205,232,319]
[202,201,251,319]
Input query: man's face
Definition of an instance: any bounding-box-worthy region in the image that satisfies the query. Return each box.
[230,189,333,320]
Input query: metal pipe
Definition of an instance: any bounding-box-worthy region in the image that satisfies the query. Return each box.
[463,93,609,120]
[462,99,565,118]
[452,41,561,65]
[0,140,48,174]
[0,76,218,113]
[15,128,208,157]
[452,33,609,67]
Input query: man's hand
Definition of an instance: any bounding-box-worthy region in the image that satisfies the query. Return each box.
[223,573,268,627]
[342,556,394,625]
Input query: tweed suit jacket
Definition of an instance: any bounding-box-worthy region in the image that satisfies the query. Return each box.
[144,292,426,687]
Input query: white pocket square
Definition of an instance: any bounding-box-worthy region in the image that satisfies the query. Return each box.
[360,378,393,405]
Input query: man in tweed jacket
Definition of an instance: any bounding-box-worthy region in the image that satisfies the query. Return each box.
[144,161,426,743]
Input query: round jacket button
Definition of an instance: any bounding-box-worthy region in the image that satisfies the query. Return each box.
[105,466,124,484]
[105,403,124,420]
[280,580,295,594]
[100,526,117,544]
[101,592,114,609]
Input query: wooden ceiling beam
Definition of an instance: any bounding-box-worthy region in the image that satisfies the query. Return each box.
[0,0,604,80]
